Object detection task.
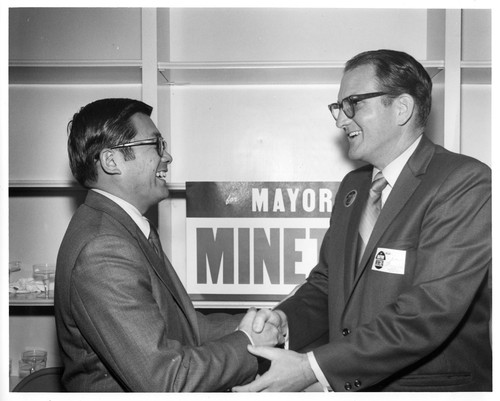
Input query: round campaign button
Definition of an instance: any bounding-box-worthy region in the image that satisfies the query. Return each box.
[344,190,357,207]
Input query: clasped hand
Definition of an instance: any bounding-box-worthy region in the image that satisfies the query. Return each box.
[236,308,318,392]
[238,307,288,347]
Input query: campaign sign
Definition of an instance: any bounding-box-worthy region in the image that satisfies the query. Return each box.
[186,182,339,302]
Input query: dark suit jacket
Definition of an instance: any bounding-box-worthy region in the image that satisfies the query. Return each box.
[54,191,258,392]
[279,136,492,391]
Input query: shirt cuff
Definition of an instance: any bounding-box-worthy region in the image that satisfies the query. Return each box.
[237,328,255,346]
[307,351,332,392]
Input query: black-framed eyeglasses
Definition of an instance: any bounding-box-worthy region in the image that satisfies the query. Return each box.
[328,92,388,120]
[110,136,167,157]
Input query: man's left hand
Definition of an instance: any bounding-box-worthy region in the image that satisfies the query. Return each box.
[232,345,316,392]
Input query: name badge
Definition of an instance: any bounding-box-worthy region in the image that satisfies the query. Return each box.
[371,248,406,275]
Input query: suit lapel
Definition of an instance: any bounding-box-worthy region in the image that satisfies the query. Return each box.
[343,171,372,297]
[348,136,436,292]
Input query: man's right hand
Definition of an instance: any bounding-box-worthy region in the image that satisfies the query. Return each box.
[251,308,288,339]
[238,308,286,347]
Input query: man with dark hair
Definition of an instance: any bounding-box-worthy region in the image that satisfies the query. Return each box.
[55,98,286,392]
[235,49,492,392]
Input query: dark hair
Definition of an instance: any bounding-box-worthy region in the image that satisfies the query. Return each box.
[345,49,432,128]
[67,98,153,187]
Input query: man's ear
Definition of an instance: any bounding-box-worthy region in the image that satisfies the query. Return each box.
[395,94,415,126]
[98,149,122,175]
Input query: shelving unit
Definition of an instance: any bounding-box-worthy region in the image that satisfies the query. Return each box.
[7,8,144,381]
[8,7,491,382]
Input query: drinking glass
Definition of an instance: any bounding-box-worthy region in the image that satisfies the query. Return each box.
[9,261,21,282]
[32,264,56,299]
[19,349,47,377]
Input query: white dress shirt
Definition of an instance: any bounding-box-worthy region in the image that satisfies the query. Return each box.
[91,189,151,238]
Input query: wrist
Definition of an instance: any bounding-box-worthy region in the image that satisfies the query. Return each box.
[273,309,289,337]
[300,353,317,386]
[236,328,255,346]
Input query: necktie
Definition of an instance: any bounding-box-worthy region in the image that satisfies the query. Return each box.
[147,221,196,340]
[358,172,388,262]
[148,223,163,257]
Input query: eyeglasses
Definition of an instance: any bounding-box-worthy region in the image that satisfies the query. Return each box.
[110,136,167,157]
[328,92,388,120]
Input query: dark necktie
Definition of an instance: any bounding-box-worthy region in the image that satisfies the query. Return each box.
[148,223,163,257]
[358,172,388,262]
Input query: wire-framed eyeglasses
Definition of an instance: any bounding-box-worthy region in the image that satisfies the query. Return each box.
[110,136,167,157]
[328,92,388,120]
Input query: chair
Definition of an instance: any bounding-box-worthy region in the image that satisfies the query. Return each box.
[12,367,65,392]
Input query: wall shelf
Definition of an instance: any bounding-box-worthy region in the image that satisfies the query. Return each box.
[9,294,54,307]
[9,60,143,84]
[9,296,277,310]
[158,60,445,85]
[461,61,492,84]
[9,180,82,189]
[9,180,187,194]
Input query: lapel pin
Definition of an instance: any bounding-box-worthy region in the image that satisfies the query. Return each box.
[344,190,357,207]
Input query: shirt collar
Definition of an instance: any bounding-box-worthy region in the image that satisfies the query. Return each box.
[92,189,150,238]
[373,135,422,187]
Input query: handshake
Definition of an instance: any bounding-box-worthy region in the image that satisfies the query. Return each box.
[237,307,288,347]
[234,308,318,392]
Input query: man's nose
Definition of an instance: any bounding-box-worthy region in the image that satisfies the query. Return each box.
[335,109,350,129]
[162,149,173,164]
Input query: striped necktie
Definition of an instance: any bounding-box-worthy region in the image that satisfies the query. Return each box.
[358,172,388,262]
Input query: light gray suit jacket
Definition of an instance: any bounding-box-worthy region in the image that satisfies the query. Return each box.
[279,135,492,391]
[55,191,258,391]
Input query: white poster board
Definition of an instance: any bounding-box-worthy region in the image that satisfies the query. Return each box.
[186,182,339,302]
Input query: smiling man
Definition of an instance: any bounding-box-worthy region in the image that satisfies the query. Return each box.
[54,98,285,392]
[234,49,492,392]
